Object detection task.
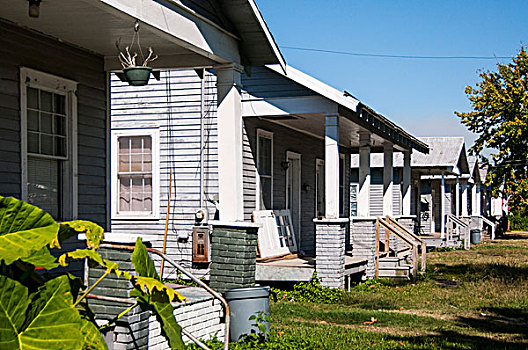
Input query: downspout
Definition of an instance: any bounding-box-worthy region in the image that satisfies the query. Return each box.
[200,69,205,209]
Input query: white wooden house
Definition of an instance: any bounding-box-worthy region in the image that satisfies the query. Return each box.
[0,0,286,347]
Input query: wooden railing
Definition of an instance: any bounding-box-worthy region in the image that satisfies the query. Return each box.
[375,216,427,280]
[480,215,496,240]
[447,215,470,249]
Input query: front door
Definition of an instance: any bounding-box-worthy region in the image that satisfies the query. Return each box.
[286,151,301,246]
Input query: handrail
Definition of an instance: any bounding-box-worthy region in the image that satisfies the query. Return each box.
[99,244,230,350]
[447,215,470,249]
[385,216,426,273]
[480,215,496,239]
[375,217,422,280]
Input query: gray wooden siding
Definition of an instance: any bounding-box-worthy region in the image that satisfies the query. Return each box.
[0,21,107,228]
[242,66,317,99]
[110,69,218,275]
[370,169,384,217]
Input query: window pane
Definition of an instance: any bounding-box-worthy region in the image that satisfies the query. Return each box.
[28,132,39,153]
[41,134,53,155]
[260,177,272,209]
[54,115,66,135]
[143,153,152,172]
[41,112,52,134]
[54,94,65,114]
[27,87,39,109]
[258,136,271,176]
[119,177,131,212]
[27,157,60,219]
[41,91,52,112]
[119,154,129,172]
[118,137,130,154]
[130,137,142,153]
[28,110,39,131]
[130,154,143,172]
[54,136,66,157]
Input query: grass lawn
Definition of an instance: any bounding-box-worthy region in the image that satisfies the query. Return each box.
[269,232,528,349]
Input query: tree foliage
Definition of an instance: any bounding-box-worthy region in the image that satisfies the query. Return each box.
[456,46,528,213]
[0,196,185,349]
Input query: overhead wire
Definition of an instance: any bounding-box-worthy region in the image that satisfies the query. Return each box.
[281,46,512,60]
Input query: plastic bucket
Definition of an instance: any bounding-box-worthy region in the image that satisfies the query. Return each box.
[470,229,481,244]
[123,66,152,86]
[224,286,271,342]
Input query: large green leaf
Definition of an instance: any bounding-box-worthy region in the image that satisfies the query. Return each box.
[58,221,105,249]
[0,196,59,266]
[151,294,184,350]
[0,275,83,350]
[80,317,107,350]
[59,249,125,277]
[131,238,184,350]
[0,276,30,349]
[131,237,159,279]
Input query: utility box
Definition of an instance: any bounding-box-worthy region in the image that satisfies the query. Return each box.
[192,226,210,263]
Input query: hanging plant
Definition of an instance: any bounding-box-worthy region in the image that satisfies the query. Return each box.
[116,21,159,86]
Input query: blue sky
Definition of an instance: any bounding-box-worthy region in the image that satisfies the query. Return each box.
[257,1,528,153]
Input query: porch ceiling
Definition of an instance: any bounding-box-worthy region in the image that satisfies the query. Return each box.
[0,0,242,70]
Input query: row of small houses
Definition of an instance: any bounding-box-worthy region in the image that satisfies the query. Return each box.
[0,0,505,348]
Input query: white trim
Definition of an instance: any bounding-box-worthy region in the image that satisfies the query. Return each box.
[20,67,78,220]
[339,153,346,217]
[111,128,160,220]
[256,128,273,210]
[285,151,301,243]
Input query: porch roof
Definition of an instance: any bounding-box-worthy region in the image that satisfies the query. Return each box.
[0,0,284,71]
[243,64,429,154]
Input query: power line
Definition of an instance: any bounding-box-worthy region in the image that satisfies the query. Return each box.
[281,46,512,60]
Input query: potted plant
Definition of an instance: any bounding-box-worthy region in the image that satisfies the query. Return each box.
[118,46,158,86]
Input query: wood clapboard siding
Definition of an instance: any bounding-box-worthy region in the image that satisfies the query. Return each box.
[242,66,317,99]
[110,69,218,273]
[0,21,107,229]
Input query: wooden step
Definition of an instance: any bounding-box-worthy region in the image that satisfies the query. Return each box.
[378,265,411,278]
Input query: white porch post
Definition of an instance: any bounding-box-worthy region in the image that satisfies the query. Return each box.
[402,150,412,216]
[471,184,477,216]
[461,181,468,217]
[383,143,393,216]
[476,185,481,215]
[455,177,460,217]
[441,171,446,238]
[216,64,244,221]
[325,115,340,219]
[358,132,371,217]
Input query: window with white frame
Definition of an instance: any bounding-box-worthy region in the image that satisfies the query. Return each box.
[112,129,159,218]
[21,68,77,221]
[257,129,273,209]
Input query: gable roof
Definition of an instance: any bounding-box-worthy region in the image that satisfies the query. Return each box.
[218,0,286,69]
[266,64,429,154]
[412,137,469,175]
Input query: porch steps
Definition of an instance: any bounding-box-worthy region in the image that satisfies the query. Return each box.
[378,256,412,280]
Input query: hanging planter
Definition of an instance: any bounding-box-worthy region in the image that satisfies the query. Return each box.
[117,21,158,86]
[123,66,152,86]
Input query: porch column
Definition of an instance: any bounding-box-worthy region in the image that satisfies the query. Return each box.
[383,142,393,216]
[358,132,371,217]
[402,151,412,216]
[325,115,340,219]
[455,177,460,216]
[441,171,446,238]
[471,183,478,216]
[216,64,244,221]
[461,181,468,217]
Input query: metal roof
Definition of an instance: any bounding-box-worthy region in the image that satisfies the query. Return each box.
[266,64,429,154]
[412,137,469,175]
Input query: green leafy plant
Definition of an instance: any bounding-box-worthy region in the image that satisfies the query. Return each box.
[272,273,346,304]
[0,196,185,350]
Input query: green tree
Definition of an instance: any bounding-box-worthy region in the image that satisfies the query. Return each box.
[455,46,528,214]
